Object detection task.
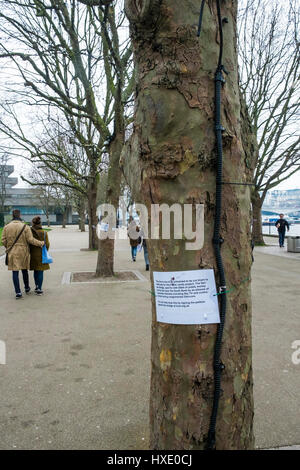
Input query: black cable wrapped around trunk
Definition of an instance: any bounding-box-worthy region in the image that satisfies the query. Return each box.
[197,0,227,450]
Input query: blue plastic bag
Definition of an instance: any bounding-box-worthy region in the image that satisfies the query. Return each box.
[42,231,53,264]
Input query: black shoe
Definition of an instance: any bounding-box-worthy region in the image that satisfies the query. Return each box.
[35,289,43,295]
[25,287,31,294]
[133,257,136,262]
[146,264,149,271]
[16,293,22,299]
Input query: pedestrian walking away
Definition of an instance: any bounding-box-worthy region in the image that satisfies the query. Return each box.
[275,213,290,248]
[1,210,44,299]
[127,216,140,262]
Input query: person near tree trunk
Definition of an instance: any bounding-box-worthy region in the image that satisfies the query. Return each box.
[30,216,51,295]
[1,209,44,299]
[275,213,290,248]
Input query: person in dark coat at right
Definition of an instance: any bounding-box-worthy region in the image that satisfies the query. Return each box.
[275,213,290,248]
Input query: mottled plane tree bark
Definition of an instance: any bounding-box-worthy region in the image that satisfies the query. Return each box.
[123,0,254,449]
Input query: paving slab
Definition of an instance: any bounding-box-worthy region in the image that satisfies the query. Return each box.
[254,238,300,261]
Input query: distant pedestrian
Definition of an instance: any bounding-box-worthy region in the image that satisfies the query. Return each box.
[127,216,140,262]
[275,213,289,248]
[1,210,44,299]
[30,216,50,295]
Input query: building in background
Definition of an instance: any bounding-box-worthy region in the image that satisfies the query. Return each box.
[0,164,74,224]
[264,189,300,209]
[262,189,300,221]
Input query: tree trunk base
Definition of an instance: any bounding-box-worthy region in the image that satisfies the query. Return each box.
[96,238,115,277]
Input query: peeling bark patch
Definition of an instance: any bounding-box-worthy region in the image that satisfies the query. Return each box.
[160,349,172,370]
[192,372,214,400]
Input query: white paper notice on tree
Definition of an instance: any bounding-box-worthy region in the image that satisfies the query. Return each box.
[153,269,220,325]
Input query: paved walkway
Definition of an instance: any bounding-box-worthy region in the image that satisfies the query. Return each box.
[0,226,299,449]
[253,236,300,261]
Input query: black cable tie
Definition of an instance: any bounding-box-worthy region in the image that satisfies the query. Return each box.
[214,361,225,371]
[212,236,224,245]
[215,70,225,83]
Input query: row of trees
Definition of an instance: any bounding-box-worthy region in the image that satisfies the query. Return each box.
[0,1,297,252]
[0,151,82,229]
[0,0,133,275]
[28,164,83,229]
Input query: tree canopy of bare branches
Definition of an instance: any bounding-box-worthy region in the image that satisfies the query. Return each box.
[238,0,300,242]
[0,0,133,257]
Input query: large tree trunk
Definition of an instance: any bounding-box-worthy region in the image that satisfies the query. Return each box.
[124,0,254,450]
[251,191,264,245]
[62,207,67,228]
[79,215,86,232]
[96,132,124,276]
[87,182,98,250]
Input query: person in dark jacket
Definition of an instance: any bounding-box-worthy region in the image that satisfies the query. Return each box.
[275,213,290,248]
[30,216,50,295]
[127,216,140,261]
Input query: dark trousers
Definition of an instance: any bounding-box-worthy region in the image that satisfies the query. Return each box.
[143,245,149,266]
[12,270,29,294]
[279,231,285,247]
[34,271,44,290]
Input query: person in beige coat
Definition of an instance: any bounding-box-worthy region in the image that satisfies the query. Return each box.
[1,209,44,299]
